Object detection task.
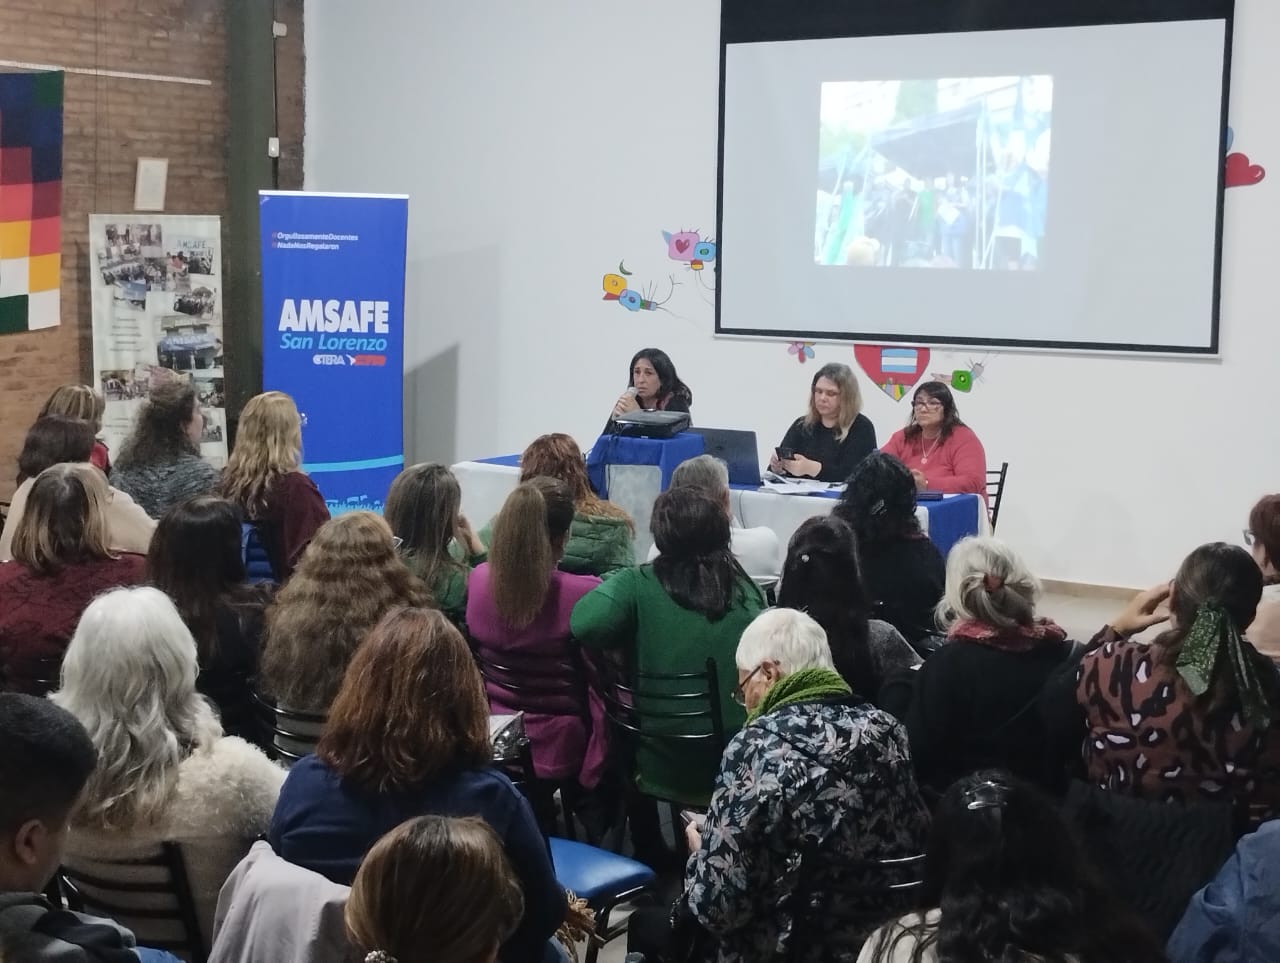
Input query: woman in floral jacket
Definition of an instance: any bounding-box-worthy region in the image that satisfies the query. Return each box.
[629,608,930,962]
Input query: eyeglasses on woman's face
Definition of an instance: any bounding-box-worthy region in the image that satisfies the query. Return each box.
[1244,529,1256,547]
[912,398,944,411]
[732,664,764,706]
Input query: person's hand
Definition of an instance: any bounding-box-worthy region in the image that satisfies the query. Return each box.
[910,469,928,490]
[612,391,640,418]
[767,453,784,474]
[784,455,821,478]
[684,819,703,854]
[455,514,484,556]
[1110,583,1172,638]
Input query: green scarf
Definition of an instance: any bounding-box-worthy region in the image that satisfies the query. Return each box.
[748,667,852,722]
[1176,601,1274,728]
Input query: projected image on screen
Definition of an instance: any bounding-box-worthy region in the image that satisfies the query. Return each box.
[816,76,1053,271]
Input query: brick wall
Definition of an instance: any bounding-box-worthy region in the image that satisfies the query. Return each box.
[0,0,304,501]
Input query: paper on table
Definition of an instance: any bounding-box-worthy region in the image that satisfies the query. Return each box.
[760,477,845,495]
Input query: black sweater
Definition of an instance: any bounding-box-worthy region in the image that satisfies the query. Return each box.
[861,536,946,643]
[777,413,877,483]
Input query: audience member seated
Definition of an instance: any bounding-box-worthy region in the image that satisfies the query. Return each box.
[268,608,565,963]
[629,609,929,962]
[0,415,154,560]
[768,362,877,482]
[0,693,183,963]
[346,816,524,963]
[219,391,329,579]
[646,454,780,579]
[777,516,920,701]
[385,462,487,626]
[880,382,987,497]
[834,452,946,645]
[1167,819,1280,963]
[110,381,220,518]
[258,511,429,724]
[0,464,145,693]
[480,433,636,577]
[608,347,693,424]
[467,477,606,795]
[857,771,1166,963]
[148,495,273,743]
[54,587,285,948]
[1245,493,1280,660]
[571,486,768,807]
[1080,542,1280,828]
[904,537,1079,799]
[38,382,112,474]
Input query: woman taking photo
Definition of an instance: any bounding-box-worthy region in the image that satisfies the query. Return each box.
[833,452,946,645]
[0,463,146,693]
[608,347,693,422]
[147,495,272,742]
[467,477,606,795]
[269,607,565,963]
[259,511,429,717]
[881,382,987,496]
[571,486,767,807]
[55,586,284,948]
[111,381,219,518]
[481,433,635,576]
[769,362,876,482]
[858,771,1165,963]
[0,415,155,560]
[384,462,486,626]
[1080,542,1280,827]
[219,390,329,579]
[38,383,111,473]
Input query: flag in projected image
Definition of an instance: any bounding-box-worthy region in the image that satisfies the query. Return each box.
[0,70,63,335]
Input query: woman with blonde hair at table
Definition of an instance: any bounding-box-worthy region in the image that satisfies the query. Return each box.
[769,362,877,482]
[219,390,329,579]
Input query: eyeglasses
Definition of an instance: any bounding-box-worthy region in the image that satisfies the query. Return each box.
[1244,529,1256,547]
[912,399,943,411]
[732,664,764,706]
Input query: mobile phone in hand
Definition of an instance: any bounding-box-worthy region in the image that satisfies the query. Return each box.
[680,809,705,828]
[775,447,795,461]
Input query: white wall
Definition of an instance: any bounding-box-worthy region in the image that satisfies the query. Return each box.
[305,0,1280,589]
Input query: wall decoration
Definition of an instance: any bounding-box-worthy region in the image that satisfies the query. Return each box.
[0,70,63,335]
[601,268,676,312]
[854,344,931,400]
[932,356,989,392]
[662,229,717,271]
[788,340,816,363]
[1224,125,1265,188]
[88,214,228,467]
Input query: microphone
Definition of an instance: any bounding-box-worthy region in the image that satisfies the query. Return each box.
[625,386,639,397]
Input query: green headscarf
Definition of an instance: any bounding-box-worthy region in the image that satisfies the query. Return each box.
[747,666,852,722]
[1176,600,1274,727]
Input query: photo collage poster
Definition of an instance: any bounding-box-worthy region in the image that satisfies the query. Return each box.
[87,214,228,467]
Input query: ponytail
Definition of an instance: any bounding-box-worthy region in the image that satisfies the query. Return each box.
[489,477,575,629]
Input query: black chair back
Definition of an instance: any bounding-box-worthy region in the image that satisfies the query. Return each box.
[600,656,727,760]
[786,838,926,962]
[250,689,327,764]
[61,842,207,963]
[0,654,62,696]
[986,462,1009,531]
[471,639,591,722]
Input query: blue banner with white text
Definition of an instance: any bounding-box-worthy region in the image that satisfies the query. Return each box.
[259,191,408,515]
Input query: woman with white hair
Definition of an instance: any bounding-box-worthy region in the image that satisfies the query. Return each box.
[629,608,929,962]
[904,536,1078,799]
[53,586,285,948]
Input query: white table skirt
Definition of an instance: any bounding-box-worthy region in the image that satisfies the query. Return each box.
[452,459,986,572]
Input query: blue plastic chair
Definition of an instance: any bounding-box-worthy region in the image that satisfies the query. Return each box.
[550,837,656,963]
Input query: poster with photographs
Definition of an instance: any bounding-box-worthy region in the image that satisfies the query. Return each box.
[88,215,228,468]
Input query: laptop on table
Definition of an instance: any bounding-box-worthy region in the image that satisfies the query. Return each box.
[690,428,762,487]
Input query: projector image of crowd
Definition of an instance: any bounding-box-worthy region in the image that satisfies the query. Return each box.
[0,381,1277,963]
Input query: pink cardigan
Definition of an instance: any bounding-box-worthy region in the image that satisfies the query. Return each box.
[882,424,987,497]
[465,564,609,789]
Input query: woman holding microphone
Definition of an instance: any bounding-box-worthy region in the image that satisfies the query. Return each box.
[770,363,876,483]
[608,348,693,423]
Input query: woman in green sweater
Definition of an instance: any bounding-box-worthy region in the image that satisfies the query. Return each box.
[480,433,635,577]
[571,486,767,811]
[384,463,486,627]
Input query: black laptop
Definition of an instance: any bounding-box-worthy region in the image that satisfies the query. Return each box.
[691,428,762,487]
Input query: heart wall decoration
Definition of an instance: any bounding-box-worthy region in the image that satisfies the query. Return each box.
[854,344,931,401]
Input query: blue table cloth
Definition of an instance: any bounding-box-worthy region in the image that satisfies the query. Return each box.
[584,432,706,500]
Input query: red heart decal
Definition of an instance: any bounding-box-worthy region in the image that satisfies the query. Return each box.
[674,238,690,253]
[1225,152,1265,188]
[854,344,931,401]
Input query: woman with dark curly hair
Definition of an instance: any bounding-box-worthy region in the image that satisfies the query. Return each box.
[112,381,219,518]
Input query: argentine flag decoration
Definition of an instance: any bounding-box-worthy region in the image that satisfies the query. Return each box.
[259,191,409,515]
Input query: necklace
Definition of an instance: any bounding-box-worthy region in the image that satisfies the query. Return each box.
[919,433,941,465]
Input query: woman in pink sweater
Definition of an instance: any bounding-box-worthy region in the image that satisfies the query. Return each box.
[881,382,988,497]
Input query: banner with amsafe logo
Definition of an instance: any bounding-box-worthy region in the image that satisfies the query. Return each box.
[259,191,409,515]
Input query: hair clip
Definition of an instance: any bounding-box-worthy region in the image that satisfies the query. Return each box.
[799,553,810,564]
[365,953,398,963]
[982,573,1005,593]
[869,498,887,516]
[964,779,1005,812]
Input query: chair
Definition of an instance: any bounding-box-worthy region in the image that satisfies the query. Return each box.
[61,842,207,963]
[986,462,1009,531]
[785,838,926,962]
[550,836,657,963]
[250,690,327,764]
[240,522,276,584]
[0,654,62,696]
[471,642,595,841]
